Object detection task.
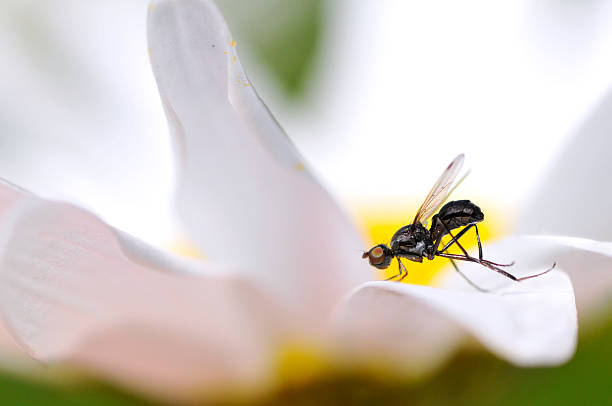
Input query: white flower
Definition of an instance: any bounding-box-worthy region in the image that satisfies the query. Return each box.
[0,0,608,403]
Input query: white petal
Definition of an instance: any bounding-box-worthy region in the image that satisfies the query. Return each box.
[0,1,174,247]
[147,0,371,309]
[0,179,30,220]
[337,262,576,368]
[0,188,281,400]
[333,283,465,375]
[437,235,612,320]
[518,91,612,241]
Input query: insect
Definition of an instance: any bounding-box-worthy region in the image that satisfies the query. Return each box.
[362,154,554,291]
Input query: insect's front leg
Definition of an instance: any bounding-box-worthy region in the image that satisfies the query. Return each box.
[383,258,404,281]
[396,259,408,282]
[383,258,408,282]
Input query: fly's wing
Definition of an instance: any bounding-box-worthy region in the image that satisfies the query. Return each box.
[413,154,465,225]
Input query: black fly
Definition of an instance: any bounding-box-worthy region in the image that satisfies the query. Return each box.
[362,154,555,291]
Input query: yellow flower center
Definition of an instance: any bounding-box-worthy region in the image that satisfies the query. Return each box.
[167,200,508,287]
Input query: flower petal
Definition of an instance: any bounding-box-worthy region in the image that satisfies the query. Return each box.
[337,255,577,368]
[333,283,465,375]
[0,179,30,220]
[437,235,612,320]
[0,180,34,359]
[518,90,612,241]
[0,1,174,247]
[147,0,371,309]
[0,183,281,400]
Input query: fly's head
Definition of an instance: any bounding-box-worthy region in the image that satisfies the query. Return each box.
[362,244,393,269]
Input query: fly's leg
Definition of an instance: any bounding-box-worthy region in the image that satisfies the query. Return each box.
[440,224,477,261]
[384,272,400,281]
[440,225,474,255]
[438,252,520,280]
[474,224,483,260]
[383,258,408,282]
[443,223,483,260]
[440,224,474,253]
[396,259,408,282]
[514,262,556,281]
[438,223,513,267]
[384,259,405,281]
[438,252,556,282]
[449,258,490,293]
[431,217,474,259]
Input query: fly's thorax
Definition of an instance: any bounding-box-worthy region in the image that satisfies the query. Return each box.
[390,223,433,260]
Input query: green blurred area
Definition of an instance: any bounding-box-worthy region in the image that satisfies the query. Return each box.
[262,315,612,406]
[216,0,323,97]
[1,311,610,406]
[0,371,159,406]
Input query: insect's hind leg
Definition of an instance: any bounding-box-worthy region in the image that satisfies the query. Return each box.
[468,224,515,267]
[438,252,556,282]
[474,224,483,260]
[438,252,519,280]
[439,224,513,267]
[439,224,474,254]
[449,258,489,293]
[470,225,512,266]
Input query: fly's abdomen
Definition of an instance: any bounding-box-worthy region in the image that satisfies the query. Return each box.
[436,200,484,231]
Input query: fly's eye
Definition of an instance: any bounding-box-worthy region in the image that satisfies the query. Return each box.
[363,244,392,269]
[371,246,384,260]
[366,245,388,266]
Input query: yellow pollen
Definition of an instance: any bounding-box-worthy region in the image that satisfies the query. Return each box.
[231,40,237,47]
[295,163,305,171]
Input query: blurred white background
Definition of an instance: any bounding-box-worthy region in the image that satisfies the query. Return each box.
[2,0,612,245]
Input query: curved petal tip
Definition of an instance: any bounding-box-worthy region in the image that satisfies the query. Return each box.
[337,270,577,368]
[147,0,371,309]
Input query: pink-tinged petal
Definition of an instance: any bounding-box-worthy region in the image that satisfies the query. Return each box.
[147,0,371,311]
[337,264,576,368]
[0,188,282,401]
[0,181,40,361]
